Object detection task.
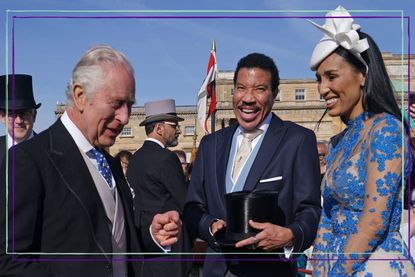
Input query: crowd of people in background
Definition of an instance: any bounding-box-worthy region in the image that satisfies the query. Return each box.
[1,5,414,277]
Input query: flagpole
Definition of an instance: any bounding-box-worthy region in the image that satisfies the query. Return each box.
[191,100,198,163]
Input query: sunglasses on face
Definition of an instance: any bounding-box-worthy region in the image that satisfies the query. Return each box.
[6,109,34,120]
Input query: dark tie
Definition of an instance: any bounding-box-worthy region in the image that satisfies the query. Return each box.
[88,148,113,188]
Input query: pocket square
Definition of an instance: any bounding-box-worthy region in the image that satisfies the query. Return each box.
[259,176,283,183]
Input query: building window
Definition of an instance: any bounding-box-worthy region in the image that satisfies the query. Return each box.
[230,88,234,95]
[295,89,305,101]
[320,94,325,101]
[275,93,281,101]
[184,126,195,136]
[120,127,133,137]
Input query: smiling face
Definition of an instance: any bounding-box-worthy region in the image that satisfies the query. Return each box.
[0,109,36,143]
[72,63,135,148]
[316,52,366,121]
[232,67,276,131]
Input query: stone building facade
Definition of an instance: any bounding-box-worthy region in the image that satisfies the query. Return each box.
[55,52,414,160]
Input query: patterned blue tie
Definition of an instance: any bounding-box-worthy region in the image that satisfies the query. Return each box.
[88,148,113,188]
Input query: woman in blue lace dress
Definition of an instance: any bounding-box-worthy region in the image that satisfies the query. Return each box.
[308,6,415,276]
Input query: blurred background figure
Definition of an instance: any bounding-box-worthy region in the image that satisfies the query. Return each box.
[127,99,193,277]
[316,141,328,179]
[0,74,41,162]
[173,149,189,183]
[115,150,132,176]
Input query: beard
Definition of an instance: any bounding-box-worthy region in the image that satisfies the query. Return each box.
[165,137,179,148]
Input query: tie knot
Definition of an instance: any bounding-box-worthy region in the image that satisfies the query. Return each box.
[88,148,104,160]
[243,129,263,141]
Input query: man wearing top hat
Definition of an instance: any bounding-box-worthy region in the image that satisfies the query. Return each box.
[183,53,321,276]
[0,74,41,162]
[127,99,193,277]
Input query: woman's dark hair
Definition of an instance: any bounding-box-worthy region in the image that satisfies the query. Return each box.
[339,31,401,121]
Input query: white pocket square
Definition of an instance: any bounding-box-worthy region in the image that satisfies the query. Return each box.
[259,176,283,183]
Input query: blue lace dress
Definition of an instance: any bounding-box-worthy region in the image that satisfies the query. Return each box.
[311,112,415,276]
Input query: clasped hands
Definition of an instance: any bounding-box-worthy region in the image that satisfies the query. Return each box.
[212,219,294,251]
[150,210,181,247]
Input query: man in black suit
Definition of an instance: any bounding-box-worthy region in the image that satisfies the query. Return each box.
[127,99,193,277]
[0,74,40,162]
[183,53,322,276]
[0,46,181,277]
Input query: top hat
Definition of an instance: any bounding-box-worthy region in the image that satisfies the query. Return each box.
[139,99,184,126]
[214,190,282,251]
[0,74,41,110]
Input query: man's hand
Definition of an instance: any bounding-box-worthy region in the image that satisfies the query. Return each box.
[235,220,294,251]
[151,210,181,247]
[211,219,226,235]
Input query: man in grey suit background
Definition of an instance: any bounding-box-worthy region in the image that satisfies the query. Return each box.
[0,74,40,162]
[127,99,193,277]
[184,53,321,276]
[0,45,181,277]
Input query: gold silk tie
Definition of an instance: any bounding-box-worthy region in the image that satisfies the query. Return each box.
[232,129,263,183]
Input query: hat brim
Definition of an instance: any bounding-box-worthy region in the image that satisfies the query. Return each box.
[214,228,262,252]
[139,114,184,126]
[310,39,338,71]
[0,102,41,110]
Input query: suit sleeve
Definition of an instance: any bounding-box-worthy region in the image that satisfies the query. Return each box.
[0,147,55,276]
[286,130,322,252]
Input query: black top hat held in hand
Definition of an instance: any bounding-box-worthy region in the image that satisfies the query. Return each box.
[0,74,41,110]
[214,190,281,250]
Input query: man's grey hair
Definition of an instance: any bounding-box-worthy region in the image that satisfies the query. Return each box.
[65,45,135,108]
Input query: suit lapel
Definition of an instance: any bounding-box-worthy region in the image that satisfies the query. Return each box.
[216,125,238,197]
[244,114,287,191]
[45,120,112,256]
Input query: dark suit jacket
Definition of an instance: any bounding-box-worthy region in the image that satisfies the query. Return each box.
[0,132,37,164]
[0,135,5,165]
[183,113,322,277]
[127,140,193,277]
[0,120,160,277]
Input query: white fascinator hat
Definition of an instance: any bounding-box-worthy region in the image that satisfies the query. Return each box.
[309,6,370,73]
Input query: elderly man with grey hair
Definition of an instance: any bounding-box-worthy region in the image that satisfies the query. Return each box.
[0,45,181,277]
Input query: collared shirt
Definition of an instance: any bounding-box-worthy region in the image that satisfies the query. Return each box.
[235,112,272,150]
[145,137,165,148]
[62,112,169,253]
[231,112,272,182]
[7,131,34,149]
[60,112,116,189]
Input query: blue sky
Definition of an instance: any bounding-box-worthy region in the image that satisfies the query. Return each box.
[0,0,414,135]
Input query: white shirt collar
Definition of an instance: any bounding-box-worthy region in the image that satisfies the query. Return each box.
[145,137,165,148]
[60,111,95,153]
[7,131,35,149]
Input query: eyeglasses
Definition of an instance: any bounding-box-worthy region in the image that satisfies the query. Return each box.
[6,110,34,120]
[163,121,181,129]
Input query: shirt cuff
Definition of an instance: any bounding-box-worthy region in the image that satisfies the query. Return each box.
[284,246,294,258]
[149,225,171,253]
